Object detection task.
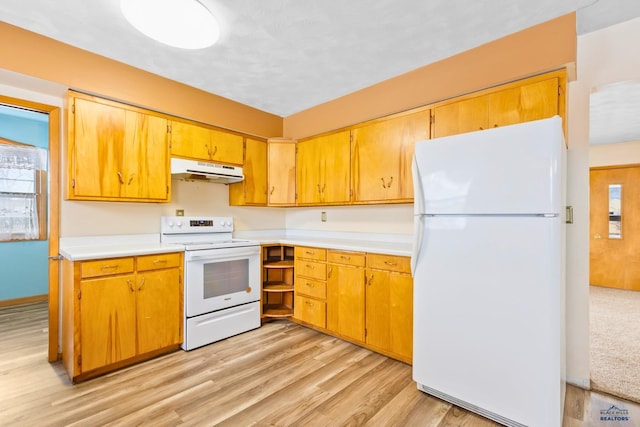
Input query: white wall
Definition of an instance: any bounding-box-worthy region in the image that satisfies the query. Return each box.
[590,140,640,166]
[285,204,413,235]
[60,179,287,236]
[565,16,640,388]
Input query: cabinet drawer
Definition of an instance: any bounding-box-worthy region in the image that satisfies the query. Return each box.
[294,277,326,300]
[294,259,326,281]
[366,254,411,274]
[80,257,135,279]
[294,295,326,329]
[137,253,182,272]
[327,250,365,267]
[294,246,326,261]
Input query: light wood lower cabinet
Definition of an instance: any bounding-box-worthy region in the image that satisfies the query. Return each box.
[292,246,413,364]
[293,246,327,328]
[62,252,183,382]
[327,250,366,343]
[365,254,413,363]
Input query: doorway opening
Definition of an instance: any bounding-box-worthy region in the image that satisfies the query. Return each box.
[589,163,640,403]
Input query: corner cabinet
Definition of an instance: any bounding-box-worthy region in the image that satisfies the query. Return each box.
[229,137,268,206]
[66,91,170,202]
[261,244,295,320]
[267,139,297,206]
[61,252,183,383]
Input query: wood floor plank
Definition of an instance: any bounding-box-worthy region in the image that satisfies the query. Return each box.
[2,301,639,427]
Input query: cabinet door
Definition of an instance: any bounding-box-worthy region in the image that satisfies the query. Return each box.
[121,111,169,200]
[136,268,182,354]
[365,269,413,361]
[433,96,488,138]
[80,274,136,372]
[352,111,429,202]
[71,97,126,199]
[70,95,169,202]
[267,141,296,205]
[487,77,559,128]
[229,138,267,206]
[171,121,243,165]
[389,272,413,361]
[365,269,391,351]
[297,131,350,205]
[327,264,365,342]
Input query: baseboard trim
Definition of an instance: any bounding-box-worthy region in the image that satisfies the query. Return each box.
[567,376,591,390]
[0,294,48,308]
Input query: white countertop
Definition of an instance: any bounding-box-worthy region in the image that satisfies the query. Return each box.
[59,234,185,261]
[236,229,413,257]
[60,230,413,261]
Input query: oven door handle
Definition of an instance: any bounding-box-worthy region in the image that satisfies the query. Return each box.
[187,249,259,261]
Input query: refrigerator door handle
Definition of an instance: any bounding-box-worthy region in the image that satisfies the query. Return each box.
[411,156,425,276]
[411,214,424,276]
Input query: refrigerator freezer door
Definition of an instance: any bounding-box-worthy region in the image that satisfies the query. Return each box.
[413,116,564,215]
[412,215,564,426]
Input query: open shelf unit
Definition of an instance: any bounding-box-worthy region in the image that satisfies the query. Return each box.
[261,244,295,320]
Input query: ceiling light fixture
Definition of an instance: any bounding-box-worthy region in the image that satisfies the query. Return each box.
[120,0,220,50]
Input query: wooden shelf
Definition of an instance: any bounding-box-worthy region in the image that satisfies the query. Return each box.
[263,281,294,292]
[262,304,293,318]
[263,260,294,269]
[262,244,295,321]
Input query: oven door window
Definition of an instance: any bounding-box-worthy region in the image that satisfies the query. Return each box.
[203,259,249,298]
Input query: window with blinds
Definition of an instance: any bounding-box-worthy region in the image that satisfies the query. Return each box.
[0,142,47,241]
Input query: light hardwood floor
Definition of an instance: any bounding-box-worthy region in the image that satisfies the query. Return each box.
[1,302,639,426]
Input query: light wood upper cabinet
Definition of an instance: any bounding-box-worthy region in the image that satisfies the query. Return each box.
[267,139,296,206]
[229,138,268,206]
[487,77,559,128]
[296,130,351,205]
[433,74,562,138]
[68,93,170,202]
[351,110,430,203]
[170,120,243,165]
[432,96,488,138]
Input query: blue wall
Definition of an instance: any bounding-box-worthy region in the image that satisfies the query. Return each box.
[0,106,49,301]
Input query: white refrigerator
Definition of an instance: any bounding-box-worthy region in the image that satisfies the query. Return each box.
[411,116,566,427]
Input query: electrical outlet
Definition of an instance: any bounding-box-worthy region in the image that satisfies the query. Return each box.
[321,211,327,222]
[176,209,184,216]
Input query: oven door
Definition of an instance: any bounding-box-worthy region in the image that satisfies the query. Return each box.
[185,245,260,317]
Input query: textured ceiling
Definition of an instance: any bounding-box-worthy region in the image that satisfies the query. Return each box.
[1,0,640,142]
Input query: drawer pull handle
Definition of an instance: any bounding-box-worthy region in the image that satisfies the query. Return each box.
[384,261,397,266]
[305,301,314,307]
[306,264,314,269]
[367,274,374,286]
[152,259,168,264]
[306,282,314,288]
[340,255,351,260]
[328,267,333,278]
[127,279,134,292]
[138,277,145,291]
[101,264,119,270]
[117,171,124,184]
[305,251,315,255]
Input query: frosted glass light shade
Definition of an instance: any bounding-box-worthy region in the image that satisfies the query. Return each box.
[120,0,220,49]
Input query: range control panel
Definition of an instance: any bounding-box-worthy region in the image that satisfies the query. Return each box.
[161,216,233,234]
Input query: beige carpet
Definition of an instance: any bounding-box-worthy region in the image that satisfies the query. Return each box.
[589,285,640,403]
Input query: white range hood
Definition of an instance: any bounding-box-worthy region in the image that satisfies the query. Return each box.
[171,158,244,184]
